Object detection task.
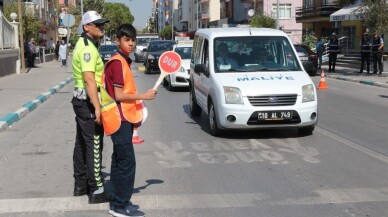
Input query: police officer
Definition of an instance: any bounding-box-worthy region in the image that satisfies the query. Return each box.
[372,32,384,75]
[328,32,340,73]
[360,32,371,74]
[71,11,109,204]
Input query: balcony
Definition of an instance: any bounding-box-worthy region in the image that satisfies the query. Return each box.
[201,12,210,20]
[296,4,341,22]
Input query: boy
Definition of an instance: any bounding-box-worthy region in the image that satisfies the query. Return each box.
[103,24,157,217]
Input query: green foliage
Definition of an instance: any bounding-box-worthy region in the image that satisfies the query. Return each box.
[103,3,134,39]
[159,25,172,40]
[361,0,388,34]
[302,32,318,49]
[3,1,43,45]
[249,15,276,28]
[83,0,105,13]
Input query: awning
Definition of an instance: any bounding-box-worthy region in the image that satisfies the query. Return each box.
[330,0,363,22]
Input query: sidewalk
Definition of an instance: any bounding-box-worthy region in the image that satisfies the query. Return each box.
[0,59,388,134]
[0,60,73,133]
[320,65,388,88]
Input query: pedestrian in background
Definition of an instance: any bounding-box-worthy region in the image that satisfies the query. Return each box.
[359,32,371,74]
[55,41,60,61]
[103,23,156,217]
[71,10,109,204]
[27,38,36,67]
[315,37,325,69]
[58,40,67,66]
[328,32,340,73]
[372,32,384,75]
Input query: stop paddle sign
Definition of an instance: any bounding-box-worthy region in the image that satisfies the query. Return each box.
[153,51,182,90]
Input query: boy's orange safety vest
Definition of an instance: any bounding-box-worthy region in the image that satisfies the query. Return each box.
[100,54,143,135]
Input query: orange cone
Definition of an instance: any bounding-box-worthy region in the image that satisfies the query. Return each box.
[132,127,144,144]
[317,69,328,90]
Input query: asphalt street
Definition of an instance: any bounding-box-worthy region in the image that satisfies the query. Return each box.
[0,58,388,217]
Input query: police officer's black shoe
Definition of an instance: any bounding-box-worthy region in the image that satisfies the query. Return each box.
[89,191,110,204]
[73,186,88,196]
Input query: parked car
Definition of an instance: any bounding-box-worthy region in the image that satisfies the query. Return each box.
[163,41,193,91]
[189,28,318,136]
[98,44,118,63]
[134,34,159,62]
[143,40,176,74]
[293,44,318,76]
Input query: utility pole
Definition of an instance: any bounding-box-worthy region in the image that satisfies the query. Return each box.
[276,0,279,30]
[171,0,174,40]
[18,0,25,74]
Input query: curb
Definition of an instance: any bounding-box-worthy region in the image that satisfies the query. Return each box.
[0,77,74,134]
[327,74,388,89]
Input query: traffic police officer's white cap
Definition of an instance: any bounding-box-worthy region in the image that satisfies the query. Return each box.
[332,32,336,36]
[82,11,109,25]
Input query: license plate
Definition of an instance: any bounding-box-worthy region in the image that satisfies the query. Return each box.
[258,111,293,121]
[300,57,308,61]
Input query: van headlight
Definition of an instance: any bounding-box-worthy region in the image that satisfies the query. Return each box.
[148,54,155,60]
[302,84,315,102]
[224,87,243,104]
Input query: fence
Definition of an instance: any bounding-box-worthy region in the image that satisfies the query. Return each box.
[0,11,16,49]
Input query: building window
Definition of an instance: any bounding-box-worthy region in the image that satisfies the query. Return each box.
[272,4,292,19]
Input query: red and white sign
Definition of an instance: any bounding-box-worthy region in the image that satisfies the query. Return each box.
[153,51,182,90]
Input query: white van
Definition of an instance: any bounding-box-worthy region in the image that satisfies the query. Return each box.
[189,28,318,136]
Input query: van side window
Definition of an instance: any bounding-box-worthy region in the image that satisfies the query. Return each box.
[192,35,203,65]
[202,39,209,67]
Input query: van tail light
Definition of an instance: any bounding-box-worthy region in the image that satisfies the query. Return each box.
[309,55,317,59]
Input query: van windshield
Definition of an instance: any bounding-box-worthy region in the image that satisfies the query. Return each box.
[214,36,301,73]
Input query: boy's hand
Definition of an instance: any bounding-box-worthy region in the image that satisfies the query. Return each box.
[143,89,157,100]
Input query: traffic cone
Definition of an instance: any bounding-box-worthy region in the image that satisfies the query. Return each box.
[132,127,144,144]
[317,69,328,90]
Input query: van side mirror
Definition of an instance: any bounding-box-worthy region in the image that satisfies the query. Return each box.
[142,48,147,52]
[194,64,209,76]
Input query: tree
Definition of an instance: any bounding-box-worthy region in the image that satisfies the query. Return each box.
[103,3,134,39]
[3,1,43,45]
[302,31,318,49]
[159,25,172,40]
[360,0,388,34]
[249,15,276,28]
[83,0,105,13]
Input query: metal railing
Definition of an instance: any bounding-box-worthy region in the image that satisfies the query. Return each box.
[0,11,16,49]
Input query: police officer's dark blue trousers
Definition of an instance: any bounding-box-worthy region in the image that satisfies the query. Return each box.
[360,53,370,73]
[72,97,104,193]
[373,52,383,74]
[110,121,136,208]
[328,52,337,72]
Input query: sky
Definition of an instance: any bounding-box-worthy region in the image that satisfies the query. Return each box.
[105,0,153,30]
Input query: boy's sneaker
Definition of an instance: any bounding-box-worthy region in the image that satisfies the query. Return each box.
[108,204,144,217]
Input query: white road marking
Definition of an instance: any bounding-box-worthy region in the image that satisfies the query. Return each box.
[274,187,388,205]
[316,127,388,164]
[2,187,388,213]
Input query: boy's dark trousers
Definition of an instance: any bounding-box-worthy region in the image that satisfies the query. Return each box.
[110,121,136,208]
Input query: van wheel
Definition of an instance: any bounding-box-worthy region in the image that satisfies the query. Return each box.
[163,77,168,86]
[189,88,201,116]
[208,101,221,136]
[299,125,315,135]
